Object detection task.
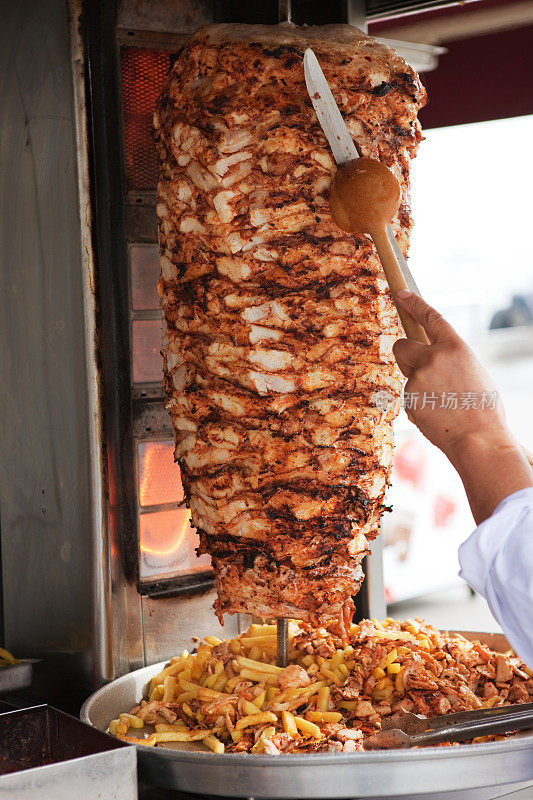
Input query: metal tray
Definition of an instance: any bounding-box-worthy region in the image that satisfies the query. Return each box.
[0,660,38,694]
[0,704,137,799]
[81,631,533,799]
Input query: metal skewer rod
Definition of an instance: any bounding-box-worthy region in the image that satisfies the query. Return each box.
[276,618,289,668]
[278,0,292,23]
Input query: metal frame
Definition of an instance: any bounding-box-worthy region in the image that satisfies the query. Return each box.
[83,0,144,678]
[69,0,117,687]
[84,3,213,595]
[84,0,139,589]
[366,0,480,21]
[83,0,240,675]
[116,29,217,599]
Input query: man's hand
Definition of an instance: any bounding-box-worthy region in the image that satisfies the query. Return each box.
[393,290,533,523]
[393,290,507,458]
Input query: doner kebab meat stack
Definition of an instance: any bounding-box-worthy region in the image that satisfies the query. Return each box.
[154,23,426,631]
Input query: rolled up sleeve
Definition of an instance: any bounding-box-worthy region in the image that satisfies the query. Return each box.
[459,487,533,668]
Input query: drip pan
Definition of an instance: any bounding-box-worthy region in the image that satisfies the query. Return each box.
[81,631,533,799]
[0,660,38,694]
[0,704,137,799]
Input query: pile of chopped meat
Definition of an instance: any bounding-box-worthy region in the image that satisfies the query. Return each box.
[109,619,533,754]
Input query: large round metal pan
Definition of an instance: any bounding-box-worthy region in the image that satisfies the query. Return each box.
[81,631,533,798]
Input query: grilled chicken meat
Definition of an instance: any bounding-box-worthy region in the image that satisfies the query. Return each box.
[154,23,426,628]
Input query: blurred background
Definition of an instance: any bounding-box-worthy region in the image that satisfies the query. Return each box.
[369,3,533,630]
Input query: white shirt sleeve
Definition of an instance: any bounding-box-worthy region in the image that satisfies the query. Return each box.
[458,486,533,669]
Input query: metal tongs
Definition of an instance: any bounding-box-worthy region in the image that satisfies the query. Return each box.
[364,702,533,749]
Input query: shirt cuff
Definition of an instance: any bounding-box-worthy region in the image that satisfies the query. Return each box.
[458,487,533,596]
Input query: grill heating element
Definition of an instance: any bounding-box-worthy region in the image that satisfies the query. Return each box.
[121,46,213,589]
[121,47,171,191]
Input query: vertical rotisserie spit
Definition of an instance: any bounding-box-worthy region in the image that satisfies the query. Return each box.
[154,24,426,630]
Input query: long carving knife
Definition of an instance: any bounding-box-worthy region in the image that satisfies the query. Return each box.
[303,48,420,295]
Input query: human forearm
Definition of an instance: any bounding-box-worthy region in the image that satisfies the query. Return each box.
[392,291,533,523]
[447,428,533,525]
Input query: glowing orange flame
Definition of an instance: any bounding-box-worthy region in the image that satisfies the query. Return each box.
[139,441,187,560]
[139,441,184,507]
[137,441,210,571]
[139,509,191,558]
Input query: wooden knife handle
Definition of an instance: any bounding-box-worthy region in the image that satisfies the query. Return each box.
[371,225,430,345]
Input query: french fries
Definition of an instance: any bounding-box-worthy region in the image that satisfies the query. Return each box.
[294,716,322,740]
[281,710,298,737]
[377,649,398,670]
[197,686,233,702]
[253,690,266,709]
[149,656,189,696]
[155,723,188,732]
[120,713,144,729]
[317,686,330,712]
[155,730,213,743]
[162,675,177,703]
[337,701,358,712]
[0,647,19,667]
[242,700,262,717]
[239,668,279,685]
[117,729,213,746]
[203,733,225,754]
[251,726,276,753]
[236,656,282,675]
[239,636,276,649]
[235,712,277,730]
[308,711,343,724]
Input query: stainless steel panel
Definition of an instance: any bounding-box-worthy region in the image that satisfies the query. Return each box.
[0,661,37,694]
[125,204,158,243]
[366,0,466,21]
[365,536,387,620]
[118,0,213,33]
[347,0,368,31]
[133,401,172,439]
[130,244,160,311]
[81,633,533,799]
[0,0,94,683]
[70,0,134,687]
[141,592,241,664]
[0,0,145,690]
[0,748,137,800]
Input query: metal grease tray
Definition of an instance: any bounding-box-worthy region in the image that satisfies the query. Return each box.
[82,631,533,799]
[0,704,137,799]
[0,660,38,694]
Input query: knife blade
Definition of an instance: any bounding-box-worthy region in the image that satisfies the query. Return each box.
[303,48,421,295]
[303,48,358,166]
